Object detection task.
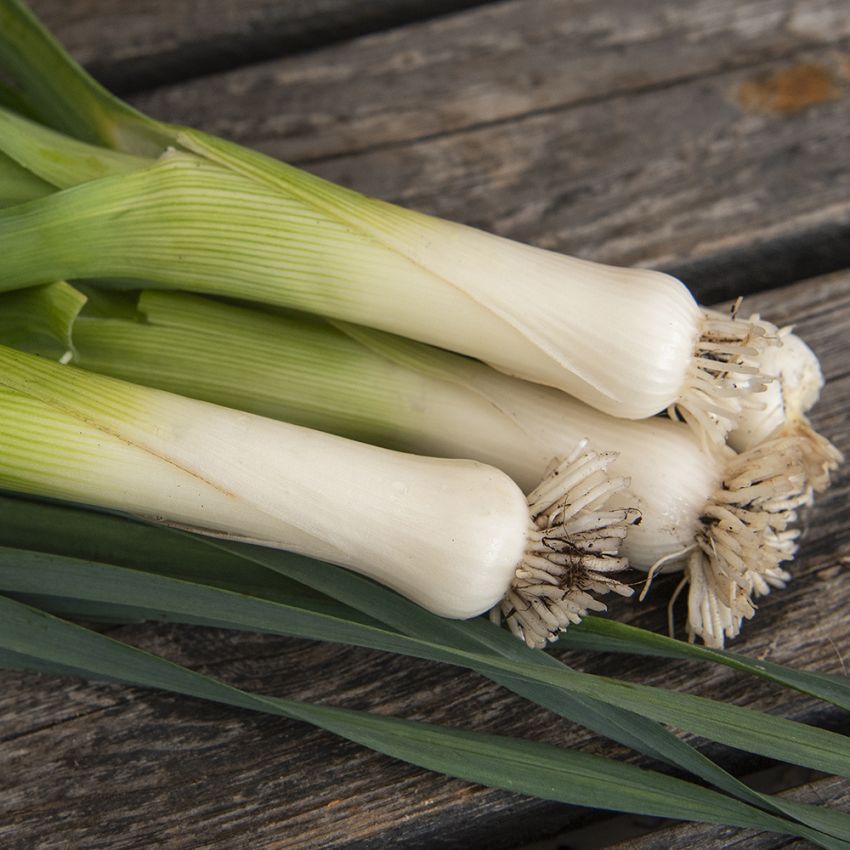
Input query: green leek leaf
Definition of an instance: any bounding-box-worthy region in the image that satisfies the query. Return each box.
[563,618,850,713]
[0,104,152,189]
[2,493,849,839]
[0,595,844,849]
[1,522,848,785]
[0,148,54,206]
[0,0,171,153]
[0,281,85,358]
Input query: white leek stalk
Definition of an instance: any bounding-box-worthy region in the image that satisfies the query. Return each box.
[0,134,775,444]
[0,342,639,647]
[18,285,824,647]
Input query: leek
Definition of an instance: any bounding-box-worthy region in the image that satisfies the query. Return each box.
[0,0,169,154]
[0,341,639,646]
[0,104,150,190]
[12,283,829,647]
[0,72,777,446]
[0,3,845,838]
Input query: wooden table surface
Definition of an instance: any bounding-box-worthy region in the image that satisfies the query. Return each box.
[2,1,849,848]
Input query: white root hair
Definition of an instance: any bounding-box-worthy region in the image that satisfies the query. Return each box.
[775,417,843,495]
[684,435,814,648]
[673,307,779,450]
[490,439,640,649]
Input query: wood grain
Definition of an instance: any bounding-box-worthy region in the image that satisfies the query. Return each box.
[25,0,490,93]
[127,0,850,163]
[1,0,849,847]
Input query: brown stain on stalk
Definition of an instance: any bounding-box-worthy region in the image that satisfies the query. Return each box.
[738,63,841,114]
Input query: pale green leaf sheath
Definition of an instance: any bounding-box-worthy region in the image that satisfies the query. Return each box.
[0,149,55,206]
[36,287,821,648]
[0,105,151,188]
[0,343,639,646]
[0,280,85,358]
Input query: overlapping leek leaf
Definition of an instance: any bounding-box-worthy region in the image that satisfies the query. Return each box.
[193,539,850,780]
[7,535,850,781]
[0,149,54,205]
[2,492,845,709]
[1,495,848,790]
[0,284,496,456]
[561,619,850,712]
[0,104,151,189]
[4,550,850,843]
[1,595,847,849]
[0,280,84,358]
[0,0,170,153]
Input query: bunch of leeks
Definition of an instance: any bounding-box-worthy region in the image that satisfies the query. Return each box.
[0,52,841,646]
[0,0,846,845]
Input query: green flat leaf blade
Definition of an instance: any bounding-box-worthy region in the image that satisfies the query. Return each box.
[562,617,850,712]
[208,541,850,781]
[3,530,847,784]
[1,494,848,840]
[0,595,840,847]
[0,0,172,153]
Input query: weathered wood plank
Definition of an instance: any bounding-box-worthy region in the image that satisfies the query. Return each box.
[25,0,490,93]
[1,267,848,849]
[128,0,850,162]
[120,0,850,304]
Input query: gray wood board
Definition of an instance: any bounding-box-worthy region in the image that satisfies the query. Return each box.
[1,268,848,850]
[115,0,850,302]
[25,0,490,93]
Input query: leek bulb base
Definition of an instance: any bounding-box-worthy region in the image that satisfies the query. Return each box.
[778,418,842,495]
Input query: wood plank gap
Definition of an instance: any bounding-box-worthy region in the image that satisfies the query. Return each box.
[667,216,850,303]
